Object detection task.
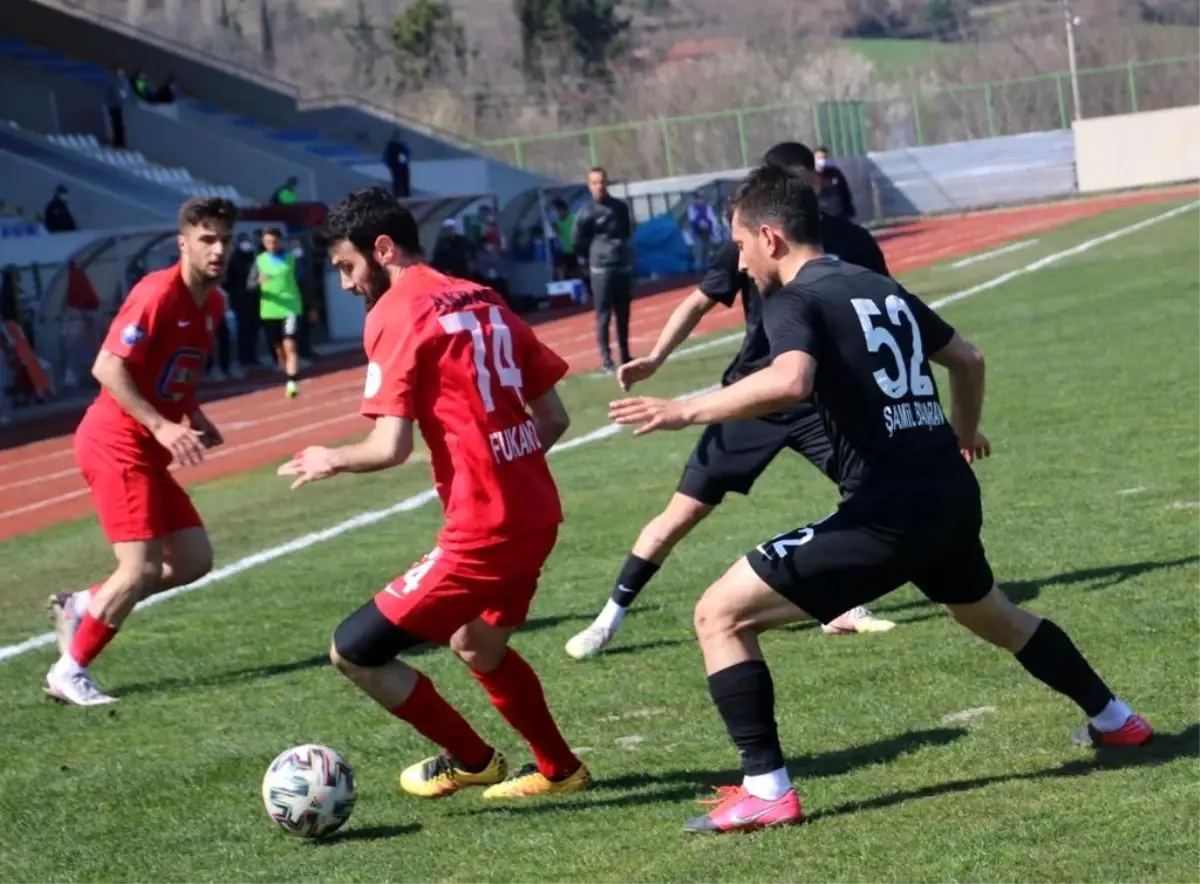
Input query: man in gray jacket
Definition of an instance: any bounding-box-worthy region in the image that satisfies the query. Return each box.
[573,167,635,373]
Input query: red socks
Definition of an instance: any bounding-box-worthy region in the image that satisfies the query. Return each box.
[473,650,579,780]
[390,674,493,772]
[69,613,117,668]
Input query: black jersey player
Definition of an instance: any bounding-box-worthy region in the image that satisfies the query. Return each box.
[609,164,1152,834]
[567,142,894,660]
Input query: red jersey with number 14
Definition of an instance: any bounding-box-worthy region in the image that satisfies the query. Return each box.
[79,264,224,466]
[361,265,569,550]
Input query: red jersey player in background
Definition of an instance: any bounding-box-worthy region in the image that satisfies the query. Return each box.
[45,197,236,706]
[279,188,589,800]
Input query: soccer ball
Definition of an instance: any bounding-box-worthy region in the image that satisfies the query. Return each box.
[261,744,357,839]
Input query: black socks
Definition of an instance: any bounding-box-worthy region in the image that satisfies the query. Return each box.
[1015,619,1114,717]
[708,660,785,776]
[610,554,660,608]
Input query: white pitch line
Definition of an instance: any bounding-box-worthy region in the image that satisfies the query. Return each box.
[930,201,1199,310]
[0,384,722,664]
[949,239,1039,269]
[2,200,1194,664]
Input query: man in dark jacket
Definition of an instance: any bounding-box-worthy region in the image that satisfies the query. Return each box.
[572,167,635,373]
[384,130,411,198]
[431,219,475,279]
[814,146,856,220]
[43,185,77,233]
[226,232,261,368]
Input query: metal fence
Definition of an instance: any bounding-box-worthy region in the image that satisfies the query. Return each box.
[479,55,1200,181]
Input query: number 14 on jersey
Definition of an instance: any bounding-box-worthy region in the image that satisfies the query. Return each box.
[439,307,525,413]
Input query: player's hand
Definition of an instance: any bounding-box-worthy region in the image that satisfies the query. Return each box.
[187,411,224,449]
[277,446,338,490]
[960,431,991,464]
[154,421,207,467]
[616,356,661,392]
[608,396,690,435]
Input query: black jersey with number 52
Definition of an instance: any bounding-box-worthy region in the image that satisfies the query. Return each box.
[762,257,961,496]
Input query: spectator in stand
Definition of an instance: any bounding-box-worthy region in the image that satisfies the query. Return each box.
[270,177,299,206]
[43,185,77,233]
[150,75,177,104]
[131,68,151,101]
[813,146,857,220]
[105,68,130,149]
[226,232,260,368]
[384,130,411,198]
[573,166,635,374]
[431,218,475,279]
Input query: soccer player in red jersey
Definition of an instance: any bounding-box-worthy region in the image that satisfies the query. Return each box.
[279,188,589,800]
[45,197,236,706]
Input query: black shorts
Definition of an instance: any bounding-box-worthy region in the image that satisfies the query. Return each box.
[262,314,298,348]
[678,408,833,506]
[746,471,995,624]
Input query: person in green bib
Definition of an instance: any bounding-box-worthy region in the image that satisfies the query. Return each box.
[250,227,303,398]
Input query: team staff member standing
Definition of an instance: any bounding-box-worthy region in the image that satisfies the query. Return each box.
[573,167,634,374]
[250,227,303,398]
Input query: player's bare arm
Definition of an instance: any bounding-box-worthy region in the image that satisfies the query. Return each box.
[618,289,717,391]
[92,347,206,466]
[609,350,813,435]
[528,387,571,452]
[278,416,413,489]
[929,332,990,463]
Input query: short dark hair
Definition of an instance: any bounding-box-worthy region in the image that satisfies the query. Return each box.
[262,226,283,239]
[729,164,822,247]
[815,145,830,154]
[178,196,238,232]
[762,142,815,178]
[588,166,608,180]
[323,187,421,256]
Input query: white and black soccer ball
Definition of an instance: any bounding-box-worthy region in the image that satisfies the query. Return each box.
[262,744,357,839]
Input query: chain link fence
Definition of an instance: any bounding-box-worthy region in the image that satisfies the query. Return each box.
[479,55,1199,180]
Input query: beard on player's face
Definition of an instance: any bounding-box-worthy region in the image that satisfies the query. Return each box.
[360,255,392,312]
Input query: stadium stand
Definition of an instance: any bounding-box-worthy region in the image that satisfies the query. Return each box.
[42,132,248,203]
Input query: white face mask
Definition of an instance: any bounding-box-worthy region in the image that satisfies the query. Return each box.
[814,157,827,171]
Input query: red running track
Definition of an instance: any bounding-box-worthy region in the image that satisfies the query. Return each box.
[1,187,1194,540]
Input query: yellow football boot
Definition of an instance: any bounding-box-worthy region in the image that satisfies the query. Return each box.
[399,750,507,798]
[481,762,591,799]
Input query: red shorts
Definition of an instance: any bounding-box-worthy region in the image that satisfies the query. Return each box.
[373,528,558,644]
[74,432,203,543]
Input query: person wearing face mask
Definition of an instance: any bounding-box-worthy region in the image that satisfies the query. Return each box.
[226,232,261,369]
[813,146,856,221]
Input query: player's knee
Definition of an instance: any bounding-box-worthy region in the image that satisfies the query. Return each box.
[693,590,735,643]
[450,622,508,673]
[329,621,377,672]
[121,560,164,595]
[328,637,359,675]
[330,606,422,671]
